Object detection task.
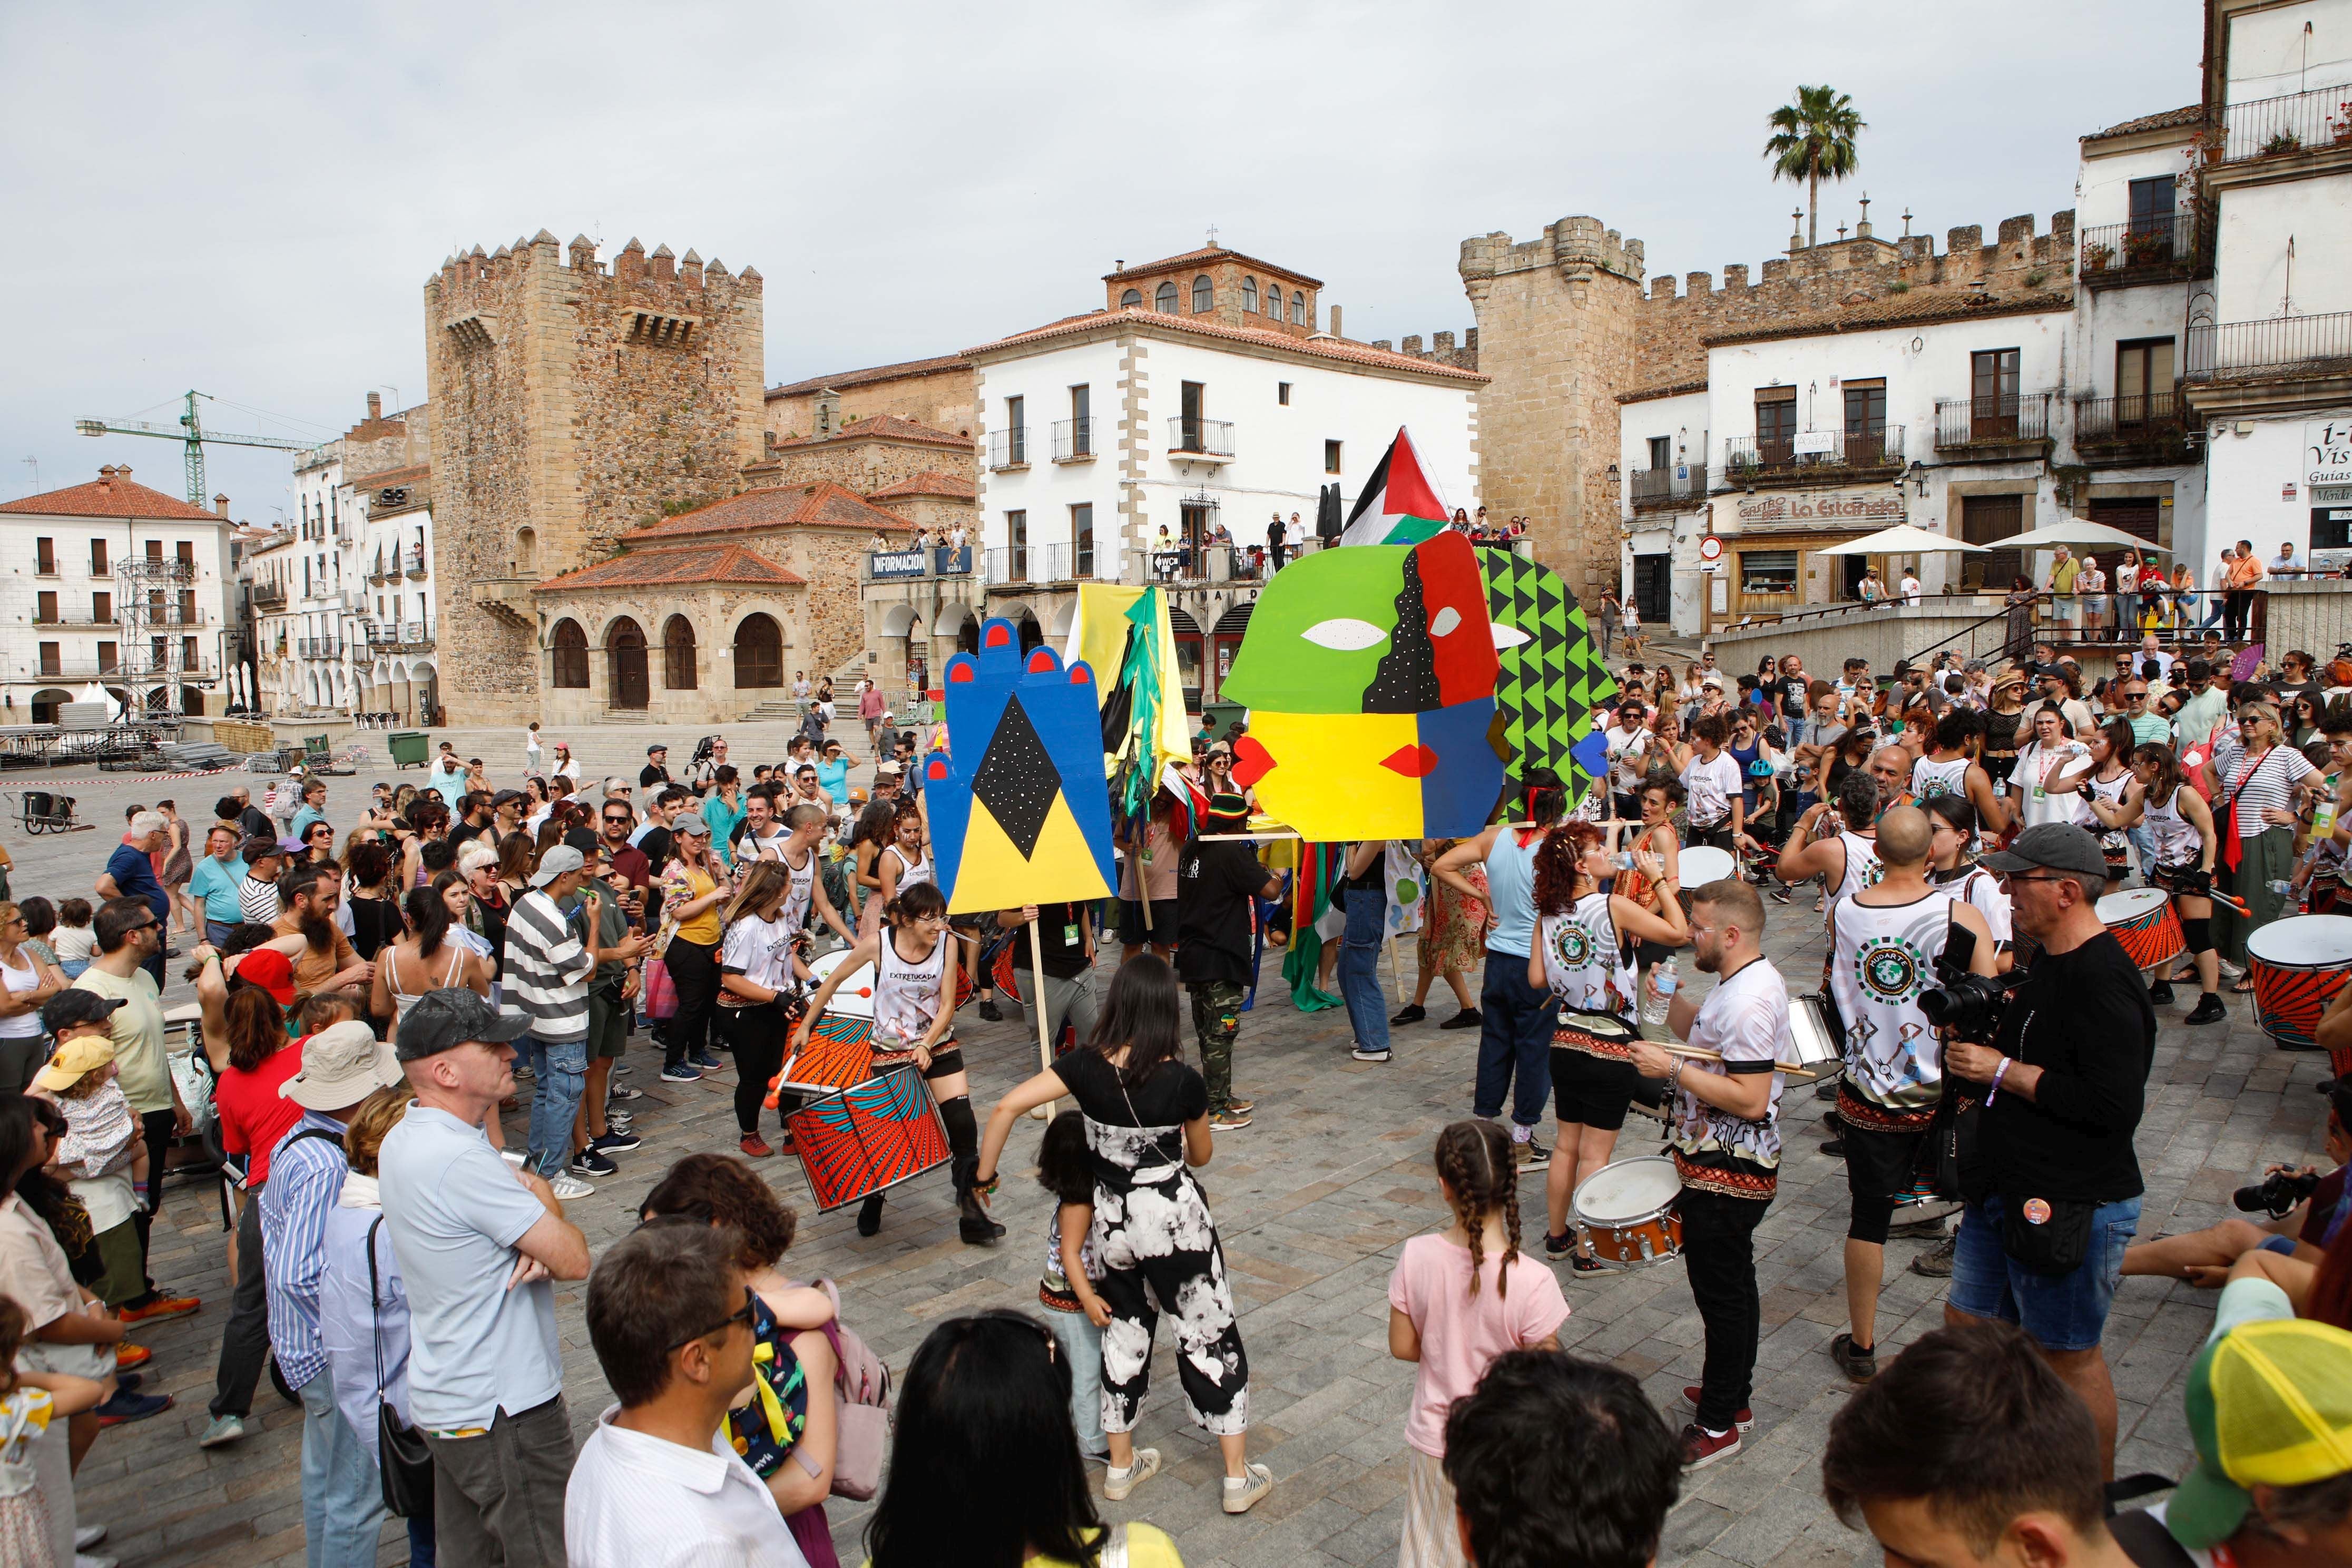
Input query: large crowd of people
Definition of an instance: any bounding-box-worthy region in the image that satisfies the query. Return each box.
[0,610,2347,1567]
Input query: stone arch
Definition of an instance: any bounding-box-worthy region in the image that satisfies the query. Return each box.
[878,603,921,638]
[1046,597,1078,641]
[662,615,697,690]
[1014,609,1043,653]
[952,611,981,654]
[29,687,71,726]
[550,618,590,688]
[733,613,783,688]
[514,526,539,576]
[606,616,649,709]
[408,660,438,724]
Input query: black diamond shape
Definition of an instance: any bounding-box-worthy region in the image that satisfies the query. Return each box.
[971,695,1060,859]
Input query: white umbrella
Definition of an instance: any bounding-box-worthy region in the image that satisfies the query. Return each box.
[1812,524,1986,556]
[2000,517,2171,554]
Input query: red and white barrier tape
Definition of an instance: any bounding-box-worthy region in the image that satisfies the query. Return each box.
[4,765,241,788]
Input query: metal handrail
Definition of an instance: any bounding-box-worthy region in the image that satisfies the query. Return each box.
[2185,311,2352,377]
[1723,429,1903,473]
[2221,83,2352,162]
[1051,418,1094,460]
[1167,417,1235,457]
[2077,211,2202,278]
[1934,394,2052,447]
[988,427,1030,469]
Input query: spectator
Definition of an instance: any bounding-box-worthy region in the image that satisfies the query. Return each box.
[1443,1350,1680,1568]
[2209,700,2324,978]
[381,986,590,1568]
[638,742,672,792]
[198,981,302,1451]
[658,816,729,1082]
[47,899,95,982]
[2224,538,2264,641]
[288,778,330,844]
[502,846,647,1194]
[866,1310,1178,1568]
[259,1019,404,1565]
[1899,567,1922,604]
[2049,545,2079,627]
[1946,824,2156,1475]
[997,897,1100,1074]
[1336,838,1392,1065]
[186,825,246,946]
[220,786,275,844]
[269,862,375,999]
[93,812,168,986]
[1171,793,1285,1120]
[1596,587,1620,659]
[0,905,66,1094]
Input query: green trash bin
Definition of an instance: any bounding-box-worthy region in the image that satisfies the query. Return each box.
[1201,700,1246,741]
[388,731,432,770]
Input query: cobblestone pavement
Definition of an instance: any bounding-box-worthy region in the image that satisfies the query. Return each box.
[11,726,2334,1567]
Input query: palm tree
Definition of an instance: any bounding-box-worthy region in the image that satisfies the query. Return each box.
[1764,86,1865,249]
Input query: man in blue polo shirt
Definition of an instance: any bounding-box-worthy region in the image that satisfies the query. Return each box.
[185,824,247,945]
[96,810,170,984]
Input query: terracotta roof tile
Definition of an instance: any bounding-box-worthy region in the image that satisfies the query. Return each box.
[0,473,221,522]
[865,470,976,502]
[965,308,1487,383]
[352,463,429,490]
[2082,105,2205,143]
[1104,246,1325,289]
[1701,288,2074,348]
[622,481,916,542]
[770,414,969,451]
[536,542,806,593]
[1616,379,1710,406]
[766,353,971,400]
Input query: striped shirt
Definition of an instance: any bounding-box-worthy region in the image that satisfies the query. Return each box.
[238,873,282,926]
[259,1111,351,1391]
[2211,740,2317,840]
[499,888,593,1040]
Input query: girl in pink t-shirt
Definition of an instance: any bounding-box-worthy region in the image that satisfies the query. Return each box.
[1387,1121,1570,1568]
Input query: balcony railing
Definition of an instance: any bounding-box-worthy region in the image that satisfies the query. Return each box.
[1629,463,1709,507]
[1052,417,1094,462]
[403,621,432,644]
[984,543,1109,585]
[2220,83,2352,163]
[404,548,427,577]
[296,638,345,658]
[252,585,286,609]
[33,612,118,628]
[2077,211,2203,283]
[1934,394,2053,448]
[2071,391,2189,442]
[367,626,402,649]
[1168,417,1235,457]
[1722,428,1904,477]
[2185,311,2352,378]
[35,659,217,681]
[988,426,1030,470]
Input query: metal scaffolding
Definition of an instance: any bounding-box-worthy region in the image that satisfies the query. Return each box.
[112,556,195,723]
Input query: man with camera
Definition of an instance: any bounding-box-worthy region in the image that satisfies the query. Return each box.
[1942,822,2157,1477]
[1824,807,1996,1384]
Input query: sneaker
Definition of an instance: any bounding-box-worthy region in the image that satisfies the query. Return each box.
[1350,1045,1392,1063]
[1679,1422,1742,1469]
[2184,993,2228,1026]
[660,1063,704,1083]
[606,1084,644,1102]
[113,1344,150,1370]
[1513,1138,1550,1172]
[569,1149,618,1178]
[75,1525,107,1550]
[1910,1237,1956,1278]
[590,1129,642,1153]
[1209,1111,1252,1131]
[1887,1206,1955,1239]
[604,1111,635,1131]
[978,998,1004,1022]
[1389,1003,1426,1025]
[2147,980,2175,1006]
[75,1553,119,1568]
[740,1133,774,1158]
[119,1292,199,1325]
[94,1390,173,1427]
[1680,1387,1756,1432]
[1812,1076,1841,1101]
[1221,1461,1275,1515]
[612,1061,635,1075]
[1227,1098,1256,1114]
[548,1172,594,1200]
[690,1054,724,1072]
[197,1414,247,1448]
[1102,1447,1161,1501]
[1439,1007,1483,1030]
[1543,1230,1574,1257]
[1827,1331,1877,1383]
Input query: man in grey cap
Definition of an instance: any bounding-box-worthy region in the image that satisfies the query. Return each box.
[380,987,590,1568]
[1937,822,2156,1476]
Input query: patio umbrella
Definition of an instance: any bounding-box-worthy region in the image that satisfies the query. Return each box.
[1998,517,2171,554]
[1811,524,1987,555]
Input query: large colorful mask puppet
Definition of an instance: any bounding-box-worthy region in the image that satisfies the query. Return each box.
[1222,530,1505,840]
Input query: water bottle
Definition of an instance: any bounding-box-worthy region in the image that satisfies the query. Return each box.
[2266,878,2294,898]
[1642,957,1679,1027]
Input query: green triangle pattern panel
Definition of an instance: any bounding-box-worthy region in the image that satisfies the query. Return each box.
[1480,550,1618,811]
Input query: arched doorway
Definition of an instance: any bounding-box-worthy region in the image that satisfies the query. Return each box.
[551,620,589,688]
[607,617,649,709]
[1015,612,1043,653]
[30,688,70,726]
[1168,606,1204,703]
[410,660,439,726]
[953,613,980,655]
[662,616,697,690]
[733,614,782,688]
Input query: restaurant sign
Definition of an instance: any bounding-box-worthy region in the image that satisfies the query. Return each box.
[1731,490,1906,531]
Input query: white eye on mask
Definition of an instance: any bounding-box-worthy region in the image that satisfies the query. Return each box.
[1301,618,1387,651]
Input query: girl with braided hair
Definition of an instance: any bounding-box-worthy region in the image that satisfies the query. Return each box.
[1387,1120,1570,1567]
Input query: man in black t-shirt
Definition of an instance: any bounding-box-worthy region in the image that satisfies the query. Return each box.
[1175,794,1285,1131]
[995,900,1098,1056]
[640,743,673,790]
[1946,822,2154,1476]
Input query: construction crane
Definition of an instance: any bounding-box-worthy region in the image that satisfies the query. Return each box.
[76,390,311,506]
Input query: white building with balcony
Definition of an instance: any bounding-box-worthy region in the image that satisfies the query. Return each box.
[0,466,237,723]
[963,245,1485,701]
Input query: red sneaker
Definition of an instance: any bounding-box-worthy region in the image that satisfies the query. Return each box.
[114,1343,152,1370]
[1680,1387,1755,1432]
[739,1133,773,1158]
[119,1293,200,1325]
[1679,1422,1743,1470]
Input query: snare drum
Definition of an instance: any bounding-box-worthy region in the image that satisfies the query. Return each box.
[2097,887,2186,972]
[2245,914,2352,1062]
[1677,846,1736,891]
[1789,994,1843,1072]
[1571,1154,1684,1268]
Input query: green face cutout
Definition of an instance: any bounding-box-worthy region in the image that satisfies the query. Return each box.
[1221,545,1406,714]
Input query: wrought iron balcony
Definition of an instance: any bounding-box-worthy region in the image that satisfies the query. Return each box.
[1052,417,1095,462]
[404,548,427,577]
[1167,417,1234,458]
[1934,394,2053,449]
[2077,211,2204,286]
[2220,83,2352,163]
[988,426,1031,471]
[2185,311,2352,379]
[1629,463,1709,507]
[984,543,1112,586]
[251,584,286,609]
[2071,392,2198,463]
[1722,428,1903,479]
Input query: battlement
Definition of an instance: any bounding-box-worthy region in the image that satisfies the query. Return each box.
[1461,215,1645,287]
[1633,210,2075,305]
[428,229,762,312]
[1367,327,1479,371]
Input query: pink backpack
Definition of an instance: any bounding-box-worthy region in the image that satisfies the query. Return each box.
[795,1279,891,1500]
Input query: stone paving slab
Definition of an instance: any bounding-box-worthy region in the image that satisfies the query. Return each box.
[12,723,2334,1566]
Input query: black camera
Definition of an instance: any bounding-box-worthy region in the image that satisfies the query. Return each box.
[2233,1168,2322,1218]
[1918,927,2029,1044]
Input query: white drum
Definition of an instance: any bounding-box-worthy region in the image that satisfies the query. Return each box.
[1788,994,1841,1069]
[1571,1154,1684,1268]
[808,947,875,1018]
[1676,846,1736,889]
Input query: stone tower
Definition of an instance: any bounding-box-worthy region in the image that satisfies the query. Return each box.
[424,230,766,722]
[1458,219,1647,599]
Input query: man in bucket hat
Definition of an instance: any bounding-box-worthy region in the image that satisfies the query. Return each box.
[260,1018,404,1564]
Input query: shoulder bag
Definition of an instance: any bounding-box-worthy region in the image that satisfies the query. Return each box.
[367,1216,436,1517]
[2216,745,2280,880]
[790,1278,893,1501]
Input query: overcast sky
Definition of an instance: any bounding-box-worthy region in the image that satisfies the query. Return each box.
[0,1,2201,522]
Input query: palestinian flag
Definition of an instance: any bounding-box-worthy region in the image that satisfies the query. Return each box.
[1336,427,1452,546]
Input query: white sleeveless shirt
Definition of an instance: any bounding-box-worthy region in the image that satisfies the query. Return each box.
[778,844,818,933]
[871,924,950,1047]
[1827,889,1955,1118]
[1537,893,1636,1025]
[2143,783,2203,869]
[887,844,933,894]
[1829,830,1884,920]
[1909,755,1969,803]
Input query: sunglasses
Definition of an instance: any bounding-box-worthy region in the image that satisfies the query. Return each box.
[665,1287,759,1354]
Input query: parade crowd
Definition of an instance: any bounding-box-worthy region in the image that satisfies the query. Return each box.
[0,618,2348,1568]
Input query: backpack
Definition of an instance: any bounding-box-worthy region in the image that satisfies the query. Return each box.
[792,1277,891,1500]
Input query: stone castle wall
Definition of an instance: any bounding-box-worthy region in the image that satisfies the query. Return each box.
[749,435,969,497]
[766,366,976,444]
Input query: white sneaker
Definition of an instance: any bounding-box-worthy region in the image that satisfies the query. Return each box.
[547,1172,594,1200]
[1102,1447,1160,1501]
[1222,1461,1275,1514]
[75,1525,107,1550]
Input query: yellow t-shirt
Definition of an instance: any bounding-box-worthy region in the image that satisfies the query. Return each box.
[72,965,170,1115]
[662,864,724,947]
[862,1523,1181,1568]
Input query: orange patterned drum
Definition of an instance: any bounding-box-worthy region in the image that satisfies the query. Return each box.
[1572,1155,1683,1268]
[2246,915,2352,1063]
[2097,888,2185,972]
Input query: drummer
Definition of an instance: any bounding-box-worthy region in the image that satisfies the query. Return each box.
[1923,797,2014,973]
[1610,780,1686,1008]
[2114,742,2226,1024]
[1821,807,1995,1386]
[2076,720,2143,899]
[1774,771,1886,930]
[1527,820,1689,1275]
[1907,710,2012,846]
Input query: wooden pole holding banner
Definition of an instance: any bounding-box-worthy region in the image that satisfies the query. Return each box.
[1027,917,1054,1119]
[1387,930,1406,1003]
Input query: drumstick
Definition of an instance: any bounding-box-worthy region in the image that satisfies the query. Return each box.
[1657,1041,1821,1080]
[2208,889,2252,916]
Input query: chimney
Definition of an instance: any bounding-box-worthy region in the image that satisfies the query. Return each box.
[366,391,381,420]
[1330,305,1343,339]
[214,493,230,517]
[97,465,115,485]
[116,467,131,484]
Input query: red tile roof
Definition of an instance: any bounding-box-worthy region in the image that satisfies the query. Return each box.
[965,308,1487,383]
[1701,288,2074,348]
[770,414,969,451]
[1105,245,1325,290]
[1616,379,1710,406]
[2082,105,2205,144]
[865,470,976,502]
[536,542,807,593]
[0,471,220,522]
[623,481,915,542]
[766,353,972,400]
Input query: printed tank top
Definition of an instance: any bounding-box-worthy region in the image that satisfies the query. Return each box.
[1827,890,1954,1119]
[2143,783,2202,868]
[871,923,950,1047]
[1910,755,1969,803]
[1537,893,1636,1025]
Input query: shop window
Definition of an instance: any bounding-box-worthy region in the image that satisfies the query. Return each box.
[1740,550,1799,595]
